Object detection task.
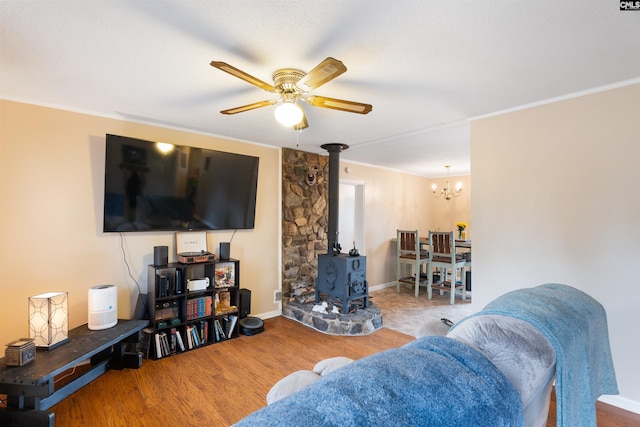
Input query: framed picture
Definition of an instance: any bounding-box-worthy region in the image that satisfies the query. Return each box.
[214,262,235,287]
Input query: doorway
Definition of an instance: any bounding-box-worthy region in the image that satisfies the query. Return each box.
[339,181,365,254]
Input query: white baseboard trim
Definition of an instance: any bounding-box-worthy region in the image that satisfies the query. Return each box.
[253,309,282,320]
[598,394,640,414]
[368,282,396,292]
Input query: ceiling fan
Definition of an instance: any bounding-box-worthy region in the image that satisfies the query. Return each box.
[210,57,373,130]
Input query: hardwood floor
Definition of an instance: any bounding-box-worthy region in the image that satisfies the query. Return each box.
[2,315,638,426]
[48,316,414,426]
[546,388,640,427]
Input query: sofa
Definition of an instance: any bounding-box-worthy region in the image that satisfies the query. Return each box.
[234,284,618,427]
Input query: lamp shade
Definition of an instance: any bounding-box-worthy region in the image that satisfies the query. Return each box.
[29,291,69,349]
[274,102,303,127]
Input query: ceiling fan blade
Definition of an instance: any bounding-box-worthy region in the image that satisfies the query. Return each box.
[293,112,309,130]
[297,57,347,91]
[306,95,372,114]
[220,100,277,115]
[210,61,276,92]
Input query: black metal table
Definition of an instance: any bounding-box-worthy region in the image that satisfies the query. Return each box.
[0,319,148,426]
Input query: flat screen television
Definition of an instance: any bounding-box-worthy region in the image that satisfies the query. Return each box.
[103,134,259,232]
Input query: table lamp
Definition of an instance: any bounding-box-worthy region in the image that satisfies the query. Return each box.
[28,291,69,349]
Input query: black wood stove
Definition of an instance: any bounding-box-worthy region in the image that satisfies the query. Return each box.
[314,143,369,311]
[316,253,368,311]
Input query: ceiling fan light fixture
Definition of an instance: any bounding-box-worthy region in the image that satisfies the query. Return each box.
[274,101,304,127]
[211,57,373,129]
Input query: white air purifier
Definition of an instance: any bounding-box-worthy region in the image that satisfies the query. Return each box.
[88,284,118,330]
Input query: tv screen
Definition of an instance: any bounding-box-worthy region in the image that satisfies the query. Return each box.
[103,134,259,232]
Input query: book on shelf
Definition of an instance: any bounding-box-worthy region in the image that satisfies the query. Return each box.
[160,332,170,356]
[140,327,154,359]
[157,274,168,298]
[222,317,230,337]
[154,333,163,359]
[190,324,201,347]
[186,325,194,349]
[228,314,238,338]
[175,329,185,352]
[214,319,226,341]
[187,295,214,320]
[170,328,178,354]
[198,320,208,344]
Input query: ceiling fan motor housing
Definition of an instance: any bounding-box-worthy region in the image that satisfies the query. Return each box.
[272,69,306,94]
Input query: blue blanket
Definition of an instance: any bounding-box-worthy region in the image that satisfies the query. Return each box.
[234,336,523,427]
[454,283,618,427]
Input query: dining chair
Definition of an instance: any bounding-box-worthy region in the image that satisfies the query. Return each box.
[427,231,467,304]
[396,229,429,297]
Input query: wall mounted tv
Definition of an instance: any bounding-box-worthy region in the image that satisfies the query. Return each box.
[103,134,259,232]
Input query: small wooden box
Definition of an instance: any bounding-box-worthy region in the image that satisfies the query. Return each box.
[5,338,36,366]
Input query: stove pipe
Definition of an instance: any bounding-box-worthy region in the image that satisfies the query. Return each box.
[321,143,349,254]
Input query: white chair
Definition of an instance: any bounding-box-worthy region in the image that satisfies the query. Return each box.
[427,231,467,304]
[396,230,428,297]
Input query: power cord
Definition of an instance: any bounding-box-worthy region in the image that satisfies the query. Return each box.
[119,232,143,295]
[53,366,76,385]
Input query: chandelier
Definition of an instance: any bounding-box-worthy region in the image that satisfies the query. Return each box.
[432,165,462,200]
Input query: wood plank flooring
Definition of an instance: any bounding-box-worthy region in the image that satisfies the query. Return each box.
[48,316,414,426]
[547,388,640,427]
[2,315,638,426]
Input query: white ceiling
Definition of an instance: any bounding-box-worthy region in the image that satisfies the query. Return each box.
[1,1,639,177]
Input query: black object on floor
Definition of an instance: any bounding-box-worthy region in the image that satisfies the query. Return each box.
[239,316,264,336]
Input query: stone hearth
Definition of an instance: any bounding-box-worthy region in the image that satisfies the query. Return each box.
[282,300,383,336]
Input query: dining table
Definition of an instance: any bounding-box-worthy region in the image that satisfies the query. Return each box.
[416,236,471,250]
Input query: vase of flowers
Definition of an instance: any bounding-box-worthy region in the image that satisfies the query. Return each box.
[456,222,468,240]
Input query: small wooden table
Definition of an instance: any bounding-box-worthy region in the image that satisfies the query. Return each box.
[0,319,148,426]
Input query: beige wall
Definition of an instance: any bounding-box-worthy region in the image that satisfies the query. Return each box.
[338,162,471,287]
[428,174,472,238]
[471,83,640,410]
[0,100,281,347]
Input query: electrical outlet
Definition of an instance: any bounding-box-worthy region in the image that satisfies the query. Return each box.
[274,290,282,303]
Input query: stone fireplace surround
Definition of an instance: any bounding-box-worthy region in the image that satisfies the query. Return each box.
[282,148,381,335]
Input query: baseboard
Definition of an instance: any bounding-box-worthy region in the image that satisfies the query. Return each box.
[598,394,640,414]
[368,281,396,292]
[252,309,282,320]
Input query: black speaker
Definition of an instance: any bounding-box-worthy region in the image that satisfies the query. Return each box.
[133,293,148,320]
[219,242,230,260]
[239,288,251,318]
[153,246,168,266]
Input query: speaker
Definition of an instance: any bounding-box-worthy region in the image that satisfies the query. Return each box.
[133,293,148,320]
[239,288,251,318]
[219,242,230,260]
[154,246,168,266]
[88,285,118,330]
